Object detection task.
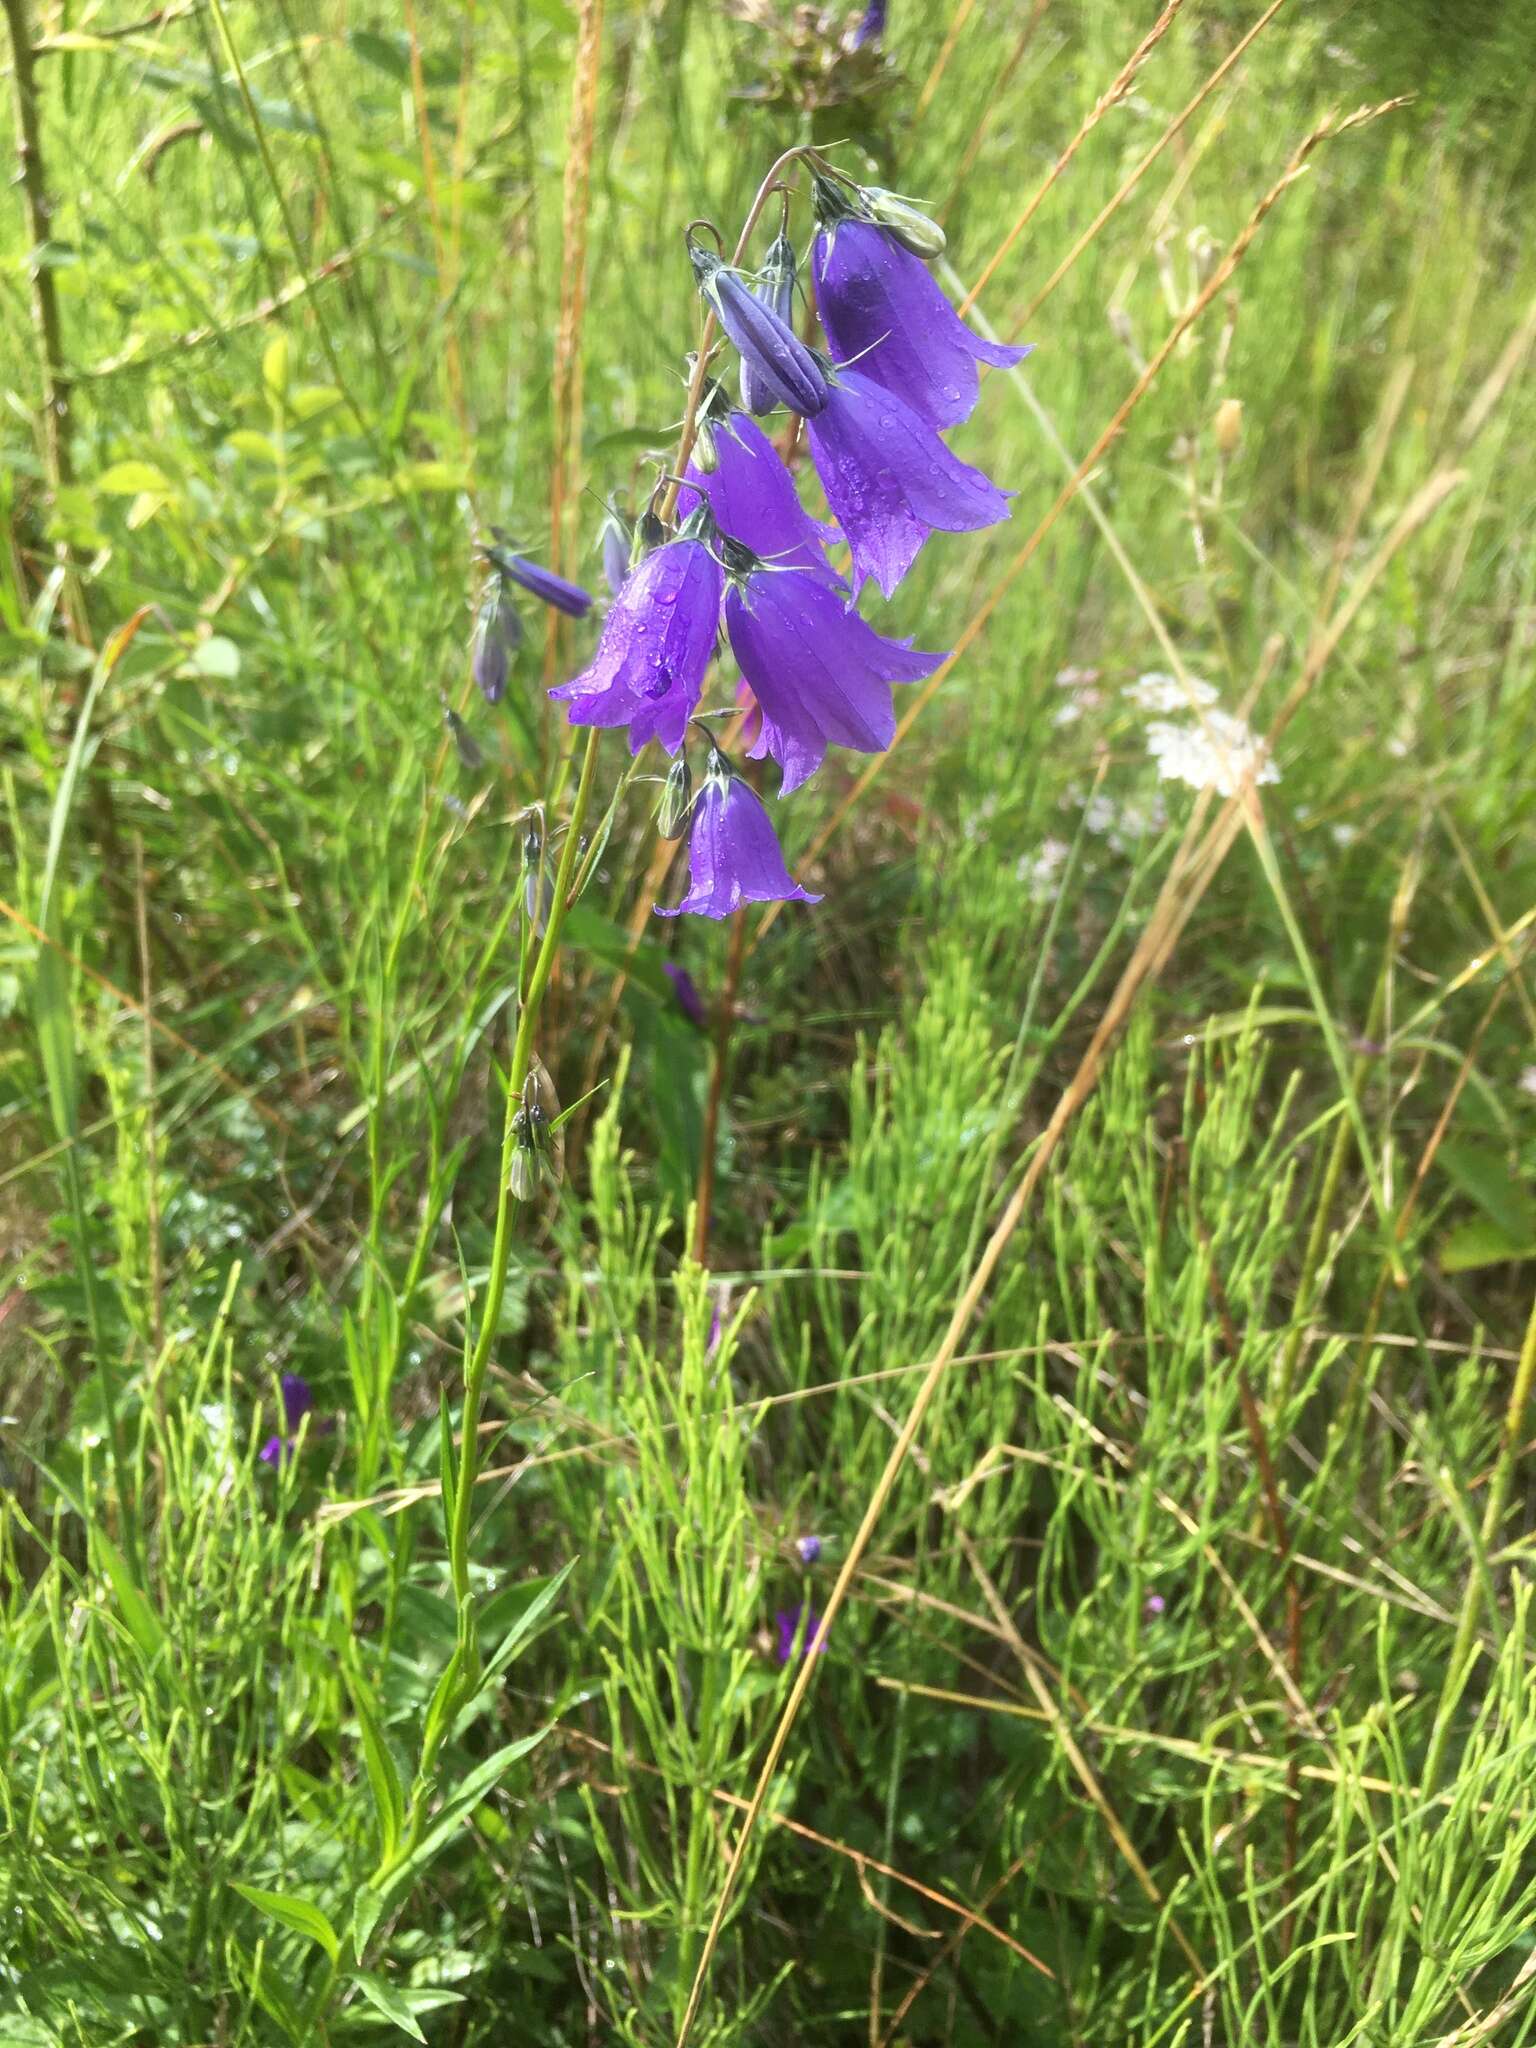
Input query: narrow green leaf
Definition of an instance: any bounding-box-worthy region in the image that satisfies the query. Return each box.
[349,1972,425,2041]
[230,1882,341,1964]
[349,1672,405,1869]
[95,1530,164,1660]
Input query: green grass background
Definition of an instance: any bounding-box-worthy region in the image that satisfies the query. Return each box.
[4,0,1536,2040]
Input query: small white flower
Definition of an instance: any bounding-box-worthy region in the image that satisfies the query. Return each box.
[1519,1067,1536,1099]
[1145,711,1279,798]
[1016,838,1069,901]
[1124,670,1219,714]
[1331,823,1359,848]
[1054,665,1101,690]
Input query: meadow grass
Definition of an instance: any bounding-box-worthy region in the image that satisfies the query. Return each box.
[3,0,1536,2042]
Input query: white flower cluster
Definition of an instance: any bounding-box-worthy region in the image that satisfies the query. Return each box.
[1144,709,1279,798]
[1123,670,1218,713]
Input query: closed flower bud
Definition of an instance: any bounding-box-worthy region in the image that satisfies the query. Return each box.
[861,187,946,259]
[740,232,799,416]
[692,416,720,473]
[658,754,694,839]
[599,507,633,595]
[443,703,484,772]
[1214,397,1243,459]
[522,823,554,935]
[472,579,521,703]
[690,241,827,419]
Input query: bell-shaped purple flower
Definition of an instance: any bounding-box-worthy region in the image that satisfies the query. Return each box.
[775,1603,827,1663]
[472,580,521,703]
[682,414,842,584]
[663,960,707,1028]
[739,232,799,418]
[656,745,820,920]
[485,534,594,617]
[849,0,885,47]
[691,244,828,418]
[724,562,944,793]
[550,530,722,755]
[813,219,1029,431]
[805,362,1011,598]
[259,1373,315,1466]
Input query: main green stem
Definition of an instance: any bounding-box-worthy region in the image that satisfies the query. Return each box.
[446,727,602,1618]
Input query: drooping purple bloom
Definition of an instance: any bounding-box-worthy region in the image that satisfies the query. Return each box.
[739,232,799,418]
[656,745,820,920]
[795,1534,823,1565]
[814,219,1029,432]
[472,581,521,703]
[775,1604,827,1663]
[664,960,707,1028]
[725,561,944,793]
[599,509,633,596]
[485,536,594,617]
[682,414,842,585]
[850,0,885,46]
[805,362,1011,598]
[550,533,722,755]
[691,246,828,418]
[259,1373,315,1466]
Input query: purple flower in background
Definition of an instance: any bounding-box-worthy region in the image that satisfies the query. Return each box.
[259,1373,315,1466]
[683,414,843,584]
[485,536,594,617]
[1143,1591,1167,1619]
[739,232,800,417]
[664,960,707,1028]
[814,219,1029,431]
[599,509,633,596]
[850,0,885,46]
[806,363,1011,597]
[691,244,828,418]
[775,1604,827,1663]
[472,581,521,703]
[551,531,722,754]
[656,745,820,920]
[796,1534,823,1565]
[725,560,944,792]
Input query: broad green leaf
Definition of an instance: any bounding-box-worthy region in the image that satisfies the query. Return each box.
[1436,1139,1536,1245]
[1440,1217,1536,1273]
[231,1882,341,1964]
[96,460,172,495]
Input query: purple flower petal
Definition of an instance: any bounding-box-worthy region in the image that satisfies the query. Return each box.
[663,960,707,1028]
[725,567,944,792]
[806,364,1011,598]
[655,759,820,920]
[796,1534,823,1565]
[775,1603,827,1663]
[682,415,843,584]
[740,233,799,417]
[280,1374,314,1431]
[495,550,594,618]
[850,0,885,46]
[814,221,1030,431]
[550,539,722,754]
[258,1433,289,1467]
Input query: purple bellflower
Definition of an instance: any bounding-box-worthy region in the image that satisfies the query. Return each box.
[796,1534,823,1565]
[814,215,1028,431]
[775,1603,827,1663]
[724,556,944,792]
[598,508,633,596]
[472,580,521,703]
[551,519,723,755]
[806,361,1011,597]
[690,243,828,418]
[485,534,594,617]
[682,413,842,585]
[656,743,820,920]
[663,960,708,1028]
[259,1373,315,1466]
[850,0,886,47]
[739,232,799,418]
